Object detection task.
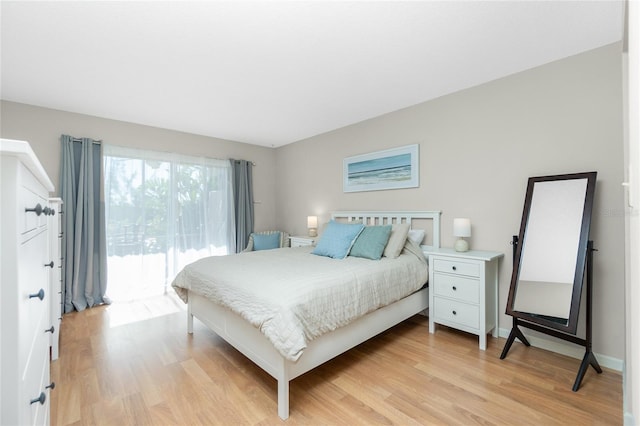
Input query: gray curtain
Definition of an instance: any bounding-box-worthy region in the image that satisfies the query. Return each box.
[230,159,254,253]
[60,135,109,313]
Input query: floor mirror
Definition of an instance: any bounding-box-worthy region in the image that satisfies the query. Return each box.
[500,171,601,391]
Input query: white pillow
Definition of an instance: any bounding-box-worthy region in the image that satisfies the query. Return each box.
[383,223,410,259]
[407,229,425,246]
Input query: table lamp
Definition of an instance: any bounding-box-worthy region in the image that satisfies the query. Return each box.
[307,216,318,237]
[453,218,471,252]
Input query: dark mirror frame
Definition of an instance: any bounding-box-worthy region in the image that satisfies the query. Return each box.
[505,171,597,335]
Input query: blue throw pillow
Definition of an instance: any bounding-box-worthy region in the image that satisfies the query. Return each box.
[253,232,281,251]
[349,225,392,260]
[312,220,365,259]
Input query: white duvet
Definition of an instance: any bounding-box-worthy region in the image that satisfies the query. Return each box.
[171,241,428,362]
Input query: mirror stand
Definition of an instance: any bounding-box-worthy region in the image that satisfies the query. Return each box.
[500,239,602,391]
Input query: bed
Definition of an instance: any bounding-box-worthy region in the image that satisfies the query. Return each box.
[172,210,441,419]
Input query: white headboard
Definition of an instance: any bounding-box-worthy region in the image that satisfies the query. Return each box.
[330,210,442,250]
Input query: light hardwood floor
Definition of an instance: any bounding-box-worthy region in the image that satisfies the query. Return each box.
[51,294,622,425]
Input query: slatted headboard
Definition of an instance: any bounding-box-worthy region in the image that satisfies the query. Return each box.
[330,210,442,250]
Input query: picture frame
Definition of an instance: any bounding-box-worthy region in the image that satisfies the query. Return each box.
[343,144,419,193]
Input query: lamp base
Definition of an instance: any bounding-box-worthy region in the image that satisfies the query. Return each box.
[454,238,469,252]
[308,228,317,237]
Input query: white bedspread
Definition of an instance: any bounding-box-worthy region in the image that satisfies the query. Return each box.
[171,242,428,362]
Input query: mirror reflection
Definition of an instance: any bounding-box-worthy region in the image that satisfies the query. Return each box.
[513,178,589,322]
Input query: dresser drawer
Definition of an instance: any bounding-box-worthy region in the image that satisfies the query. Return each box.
[433,273,479,304]
[24,323,50,422]
[432,258,479,277]
[20,186,48,235]
[433,298,480,329]
[19,229,50,368]
[20,163,49,235]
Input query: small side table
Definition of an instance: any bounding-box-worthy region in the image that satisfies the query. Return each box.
[289,235,317,247]
[424,247,504,350]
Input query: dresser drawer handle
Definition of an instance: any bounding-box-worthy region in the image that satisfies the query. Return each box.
[25,203,43,216]
[29,289,45,300]
[45,326,55,334]
[452,310,457,315]
[45,261,54,268]
[30,392,46,405]
[43,206,51,215]
[452,266,457,271]
[452,286,457,291]
[46,382,55,390]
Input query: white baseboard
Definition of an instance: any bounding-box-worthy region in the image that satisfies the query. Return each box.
[498,327,623,372]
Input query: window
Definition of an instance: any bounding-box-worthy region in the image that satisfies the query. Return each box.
[103,145,235,301]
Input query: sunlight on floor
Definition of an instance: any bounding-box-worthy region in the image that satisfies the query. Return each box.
[104,290,186,328]
[103,253,189,327]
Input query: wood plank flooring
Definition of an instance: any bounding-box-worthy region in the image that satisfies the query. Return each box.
[51,294,622,425]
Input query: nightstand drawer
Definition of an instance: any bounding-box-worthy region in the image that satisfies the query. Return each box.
[433,273,479,304]
[289,236,316,247]
[433,258,479,277]
[433,298,479,329]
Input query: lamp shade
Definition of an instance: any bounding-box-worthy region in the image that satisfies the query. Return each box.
[307,216,318,228]
[453,218,471,237]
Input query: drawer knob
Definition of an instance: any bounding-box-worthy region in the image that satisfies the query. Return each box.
[452,266,457,271]
[45,261,54,268]
[45,326,55,334]
[29,289,45,300]
[43,206,51,215]
[46,382,55,390]
[30,392,46,405]
[452,310,457,315]
[25,203,43,216]
[452,286,457,291]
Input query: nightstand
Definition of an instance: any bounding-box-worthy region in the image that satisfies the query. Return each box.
[289,235,317,247]
[424,248,503,350]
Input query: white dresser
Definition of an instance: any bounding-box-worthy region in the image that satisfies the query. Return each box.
[425,248,503,350]
[1,139,56,426]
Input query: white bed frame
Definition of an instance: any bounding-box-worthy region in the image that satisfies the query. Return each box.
[186,210,441,419]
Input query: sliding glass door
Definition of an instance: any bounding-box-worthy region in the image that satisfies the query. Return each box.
[103,145,235,301]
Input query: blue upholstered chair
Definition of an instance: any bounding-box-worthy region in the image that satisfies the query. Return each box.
[242,230,290,252]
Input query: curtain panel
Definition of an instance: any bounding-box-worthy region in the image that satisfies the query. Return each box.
[230,159,254,253]
[60,135,109,313]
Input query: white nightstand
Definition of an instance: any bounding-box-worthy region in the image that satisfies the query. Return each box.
[424,248,504,350]
[289,235,317,247]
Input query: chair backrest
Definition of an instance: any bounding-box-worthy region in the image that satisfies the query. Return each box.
[243,230,290,252]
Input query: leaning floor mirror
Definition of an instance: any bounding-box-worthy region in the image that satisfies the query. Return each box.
[501,171,601,391]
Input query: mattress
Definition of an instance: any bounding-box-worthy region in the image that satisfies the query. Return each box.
[171,241,428,361]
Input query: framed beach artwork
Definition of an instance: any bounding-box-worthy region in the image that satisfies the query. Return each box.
[343,144,419,193]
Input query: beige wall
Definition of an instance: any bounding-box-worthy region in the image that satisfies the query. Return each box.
[276,42,625,360]
[0,101,278,231]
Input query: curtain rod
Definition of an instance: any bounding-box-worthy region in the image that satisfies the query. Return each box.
[232,159,257,166]
[67,138,255,165]
[70,138,102,144]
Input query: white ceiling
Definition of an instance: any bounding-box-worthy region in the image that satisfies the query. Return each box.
[1,1,625,148]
